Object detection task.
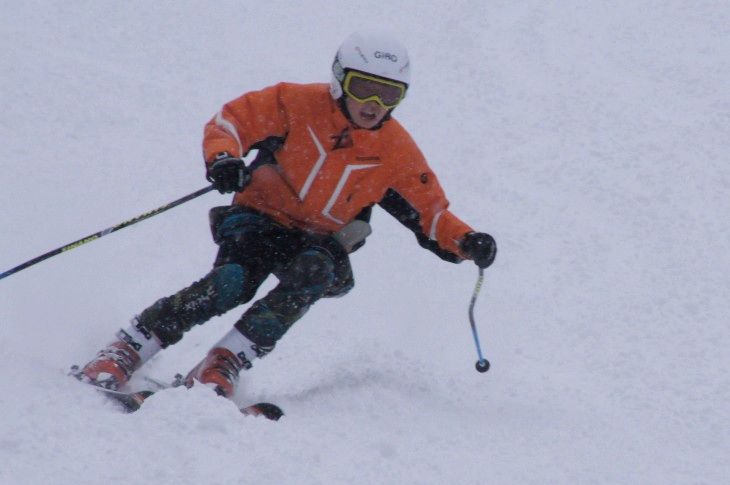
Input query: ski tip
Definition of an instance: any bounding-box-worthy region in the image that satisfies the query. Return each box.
[97,388,152,413]
[240,402,284,421]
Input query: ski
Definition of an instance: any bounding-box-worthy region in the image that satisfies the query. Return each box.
[71,367,283,420]
[240,402,285,420]
[97,386,283,419]
[95,386,152,413]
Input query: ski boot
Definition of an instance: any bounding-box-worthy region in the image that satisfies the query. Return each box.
[184,328,265,398]
[72,340,142,391]
[72,323,161,391]
[185,347,248,398]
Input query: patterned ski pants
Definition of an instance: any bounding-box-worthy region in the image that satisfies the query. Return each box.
[135,207,353,350]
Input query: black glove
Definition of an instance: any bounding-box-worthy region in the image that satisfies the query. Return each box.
[206,153,251,194]
[460,232,497,268]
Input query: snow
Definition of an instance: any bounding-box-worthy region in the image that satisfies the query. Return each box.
[1,1,729,483]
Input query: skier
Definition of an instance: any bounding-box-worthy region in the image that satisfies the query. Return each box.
[74,31,497,401]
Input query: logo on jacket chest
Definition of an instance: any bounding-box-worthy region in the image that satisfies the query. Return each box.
[328,127,381,162]
[330,126,353,150]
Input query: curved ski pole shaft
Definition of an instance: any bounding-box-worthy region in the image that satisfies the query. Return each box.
[0,185,215,281]
[468,267,490,372]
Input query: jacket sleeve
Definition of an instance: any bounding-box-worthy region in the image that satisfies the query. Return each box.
[202,83,290,164]
[384,134,474,260]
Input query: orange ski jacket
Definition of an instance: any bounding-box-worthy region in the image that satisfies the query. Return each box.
[203,82,473,259]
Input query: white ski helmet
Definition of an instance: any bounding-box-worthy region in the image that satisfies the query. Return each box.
[330,31,411,102]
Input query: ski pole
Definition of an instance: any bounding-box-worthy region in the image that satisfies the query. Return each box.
[469,267,490,373]
[0,185,215,281]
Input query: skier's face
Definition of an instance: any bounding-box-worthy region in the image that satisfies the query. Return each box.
[345,96,389,129]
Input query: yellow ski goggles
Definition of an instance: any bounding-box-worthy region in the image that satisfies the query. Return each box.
[342,70,407,110]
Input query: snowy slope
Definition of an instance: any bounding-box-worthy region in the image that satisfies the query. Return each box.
[1,1,729,483]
